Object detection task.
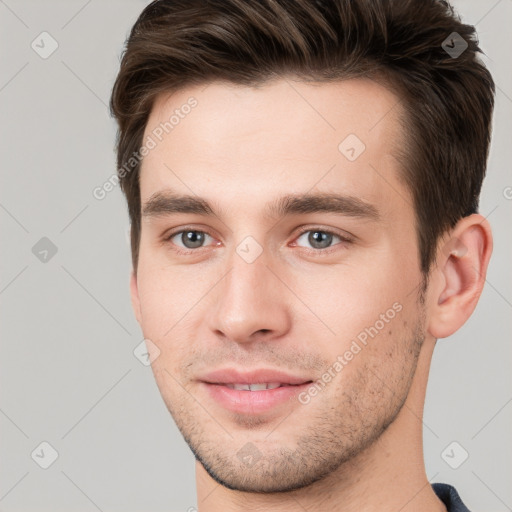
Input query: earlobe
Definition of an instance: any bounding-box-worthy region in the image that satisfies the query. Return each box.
[130,270,142,325]
[427,214,493,339]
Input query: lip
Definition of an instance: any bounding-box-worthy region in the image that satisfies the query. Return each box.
[198,368,313,415]
[199,368,311,386]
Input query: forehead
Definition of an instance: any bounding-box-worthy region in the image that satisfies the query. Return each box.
[139,78,410,222]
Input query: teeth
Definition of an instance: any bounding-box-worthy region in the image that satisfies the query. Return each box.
[230,383,251,391]
[247,383,269,391]
[226,382,283,391]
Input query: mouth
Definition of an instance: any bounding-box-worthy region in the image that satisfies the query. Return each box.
[198,368,313,415]
[222,382,298,391]
[199,367,312,386]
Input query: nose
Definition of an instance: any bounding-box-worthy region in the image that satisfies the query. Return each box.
[206,250,292,345]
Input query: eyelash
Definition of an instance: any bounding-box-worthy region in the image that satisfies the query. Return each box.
[293,226,354,254]
[164,225,354,256]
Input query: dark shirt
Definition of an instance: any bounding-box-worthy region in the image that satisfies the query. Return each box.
[433,483,471,512]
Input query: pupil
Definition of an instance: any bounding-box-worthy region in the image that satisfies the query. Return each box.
[183,231,204,248]
[309,231,332,249]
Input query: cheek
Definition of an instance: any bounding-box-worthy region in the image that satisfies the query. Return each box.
[290,256,414,338]
[320,301,422,413]
[136,261,186,349]
[137,252,196,312]
[135,261,210,365]
[289,258,422,388]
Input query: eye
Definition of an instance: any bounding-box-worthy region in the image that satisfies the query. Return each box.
[294,228,352,251]
[167,229,215,251]
[164,226,353,255]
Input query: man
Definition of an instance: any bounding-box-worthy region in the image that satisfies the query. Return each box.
[110,0,494,510]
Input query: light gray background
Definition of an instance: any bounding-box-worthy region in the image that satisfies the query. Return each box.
[0,1,510,511]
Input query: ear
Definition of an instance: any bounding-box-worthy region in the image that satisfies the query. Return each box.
[427,214,493,339]
[130,270,142,325]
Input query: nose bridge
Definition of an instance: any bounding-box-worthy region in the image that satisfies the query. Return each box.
[226,256,265,307]
[207,244,290,343]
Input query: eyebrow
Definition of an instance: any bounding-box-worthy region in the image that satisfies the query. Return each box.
[142,190,380,222]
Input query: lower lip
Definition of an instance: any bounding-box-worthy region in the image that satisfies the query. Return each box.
[201,382,312,415]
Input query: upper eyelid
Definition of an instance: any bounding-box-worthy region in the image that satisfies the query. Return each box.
[295,226,353,240]
[165,226,214,241]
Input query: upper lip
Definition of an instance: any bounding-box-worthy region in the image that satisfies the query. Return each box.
[199,368,312,385]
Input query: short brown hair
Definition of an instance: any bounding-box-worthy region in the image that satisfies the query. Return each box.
[110,0,494,275]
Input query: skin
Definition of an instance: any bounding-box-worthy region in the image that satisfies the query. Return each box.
[130,78,493,511]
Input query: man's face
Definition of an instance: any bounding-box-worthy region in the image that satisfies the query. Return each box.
[133,78,428,492]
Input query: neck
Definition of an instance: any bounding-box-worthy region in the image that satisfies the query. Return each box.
[195,340,446,512]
